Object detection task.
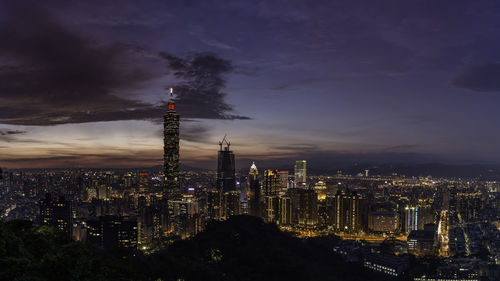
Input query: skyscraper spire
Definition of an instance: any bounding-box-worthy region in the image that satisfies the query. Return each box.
[250,161,257,171]
[168,87,175,111]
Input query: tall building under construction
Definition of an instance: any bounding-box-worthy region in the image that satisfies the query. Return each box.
[216,135,236,193]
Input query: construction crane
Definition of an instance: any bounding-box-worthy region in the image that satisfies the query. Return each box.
[219,134,230,151]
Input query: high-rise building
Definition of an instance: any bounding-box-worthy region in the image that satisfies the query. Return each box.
[278,171,289,189]
[368,211,398,233]
[138,206,162,245]
[216,136,236,192]
[138,173,149,193]
[332,190,365,233]
[86,216,138,251]
[98,185,110,200]
[347,192,365,233]
[263,169,280,196]
[222,190,241,219]
[40,193,73,238]
[279,196,292,226]
[314,181,327,201]
[452,192,482,223]
[407,230,436,256]
[247,162,261,217]
[168,195,204,238]
[405,206,419,233]
[263,195,279,223]
[206,189,222,220]
[164,88,180,199]
[404,204,434,233]
[288,188,318,228]
[294,160,307,187]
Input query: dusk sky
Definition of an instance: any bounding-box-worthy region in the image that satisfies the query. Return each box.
[1,0,500,169]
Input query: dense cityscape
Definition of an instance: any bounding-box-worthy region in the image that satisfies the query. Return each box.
[1,89,499,281]
[3,1,500,281]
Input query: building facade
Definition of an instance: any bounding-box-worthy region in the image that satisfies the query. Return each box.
[294,160,307,187]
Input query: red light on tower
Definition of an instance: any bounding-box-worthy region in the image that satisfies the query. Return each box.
[168,87,175,111]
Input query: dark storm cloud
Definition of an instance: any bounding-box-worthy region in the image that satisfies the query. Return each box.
[0,154,161,168]
[155,123,212,143]
[0,129,26,142]
[452,63,500,92]
[0,130,26,136]
[160,52,250,120]
[0,2,155,102]
[0,156,80,163]
[0,1,247,126]
[179,125,211,143]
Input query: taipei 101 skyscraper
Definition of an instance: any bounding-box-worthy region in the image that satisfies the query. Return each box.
[164,88,180,199]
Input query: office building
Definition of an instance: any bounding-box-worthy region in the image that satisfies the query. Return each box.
[405,206,419,233]
[263,195,279,223]
[278,171,289,189]
[247,162,261,217]
[288,188,318,228]
[404,204,434,233]
[138,173,149,193]
[332,190,365,233]
[453,192,482,223]
[138,206,162,245]
[164,88,180,199]
[222,190,240,219]
[263,169,280,196]
[279,196,292,226]
[368,211,398,233]
[206,189,222,220]
[40,193,73,238]
[314,181,327,201]
[294,160,307,187]
[168,195,204,238]
[98,185,110,200]
[407,230,436,256]
[86,216,138,251]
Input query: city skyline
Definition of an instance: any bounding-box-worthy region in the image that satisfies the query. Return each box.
[1,2,499,280]
[2,0,500,169]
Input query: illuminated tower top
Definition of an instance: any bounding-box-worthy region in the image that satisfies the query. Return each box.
[249,162,258,180]
[168,87,175,111]
[250,162,257,173]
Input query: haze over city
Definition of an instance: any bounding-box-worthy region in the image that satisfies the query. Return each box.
[2,0,500,169]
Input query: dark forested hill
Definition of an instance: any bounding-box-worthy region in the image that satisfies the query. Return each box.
[0,216,390,281]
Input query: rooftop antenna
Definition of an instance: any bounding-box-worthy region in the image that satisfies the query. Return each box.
[168,87,175,111]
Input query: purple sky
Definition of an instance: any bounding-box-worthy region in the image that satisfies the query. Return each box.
[1,0,500,169]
